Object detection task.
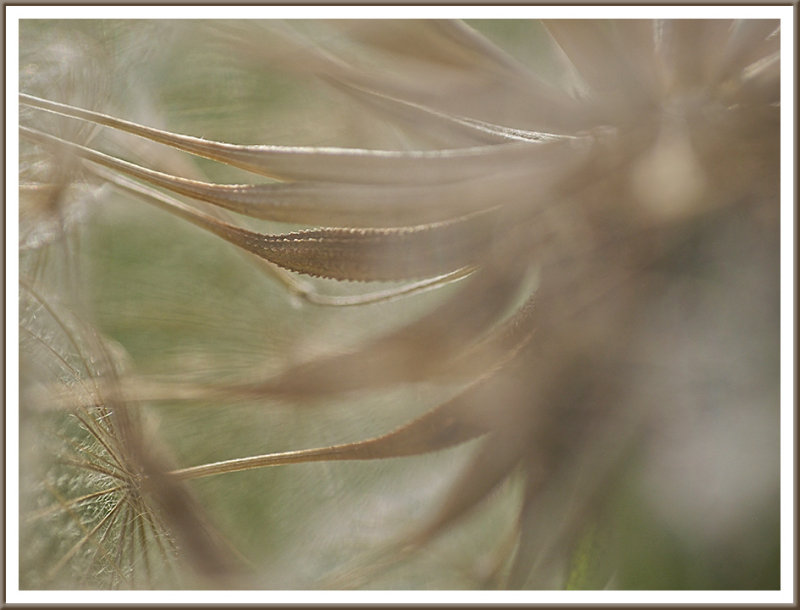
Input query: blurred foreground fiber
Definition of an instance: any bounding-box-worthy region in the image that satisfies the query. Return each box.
[18,19,780,590]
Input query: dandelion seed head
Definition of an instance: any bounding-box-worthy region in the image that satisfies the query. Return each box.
[18,16,781,591]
